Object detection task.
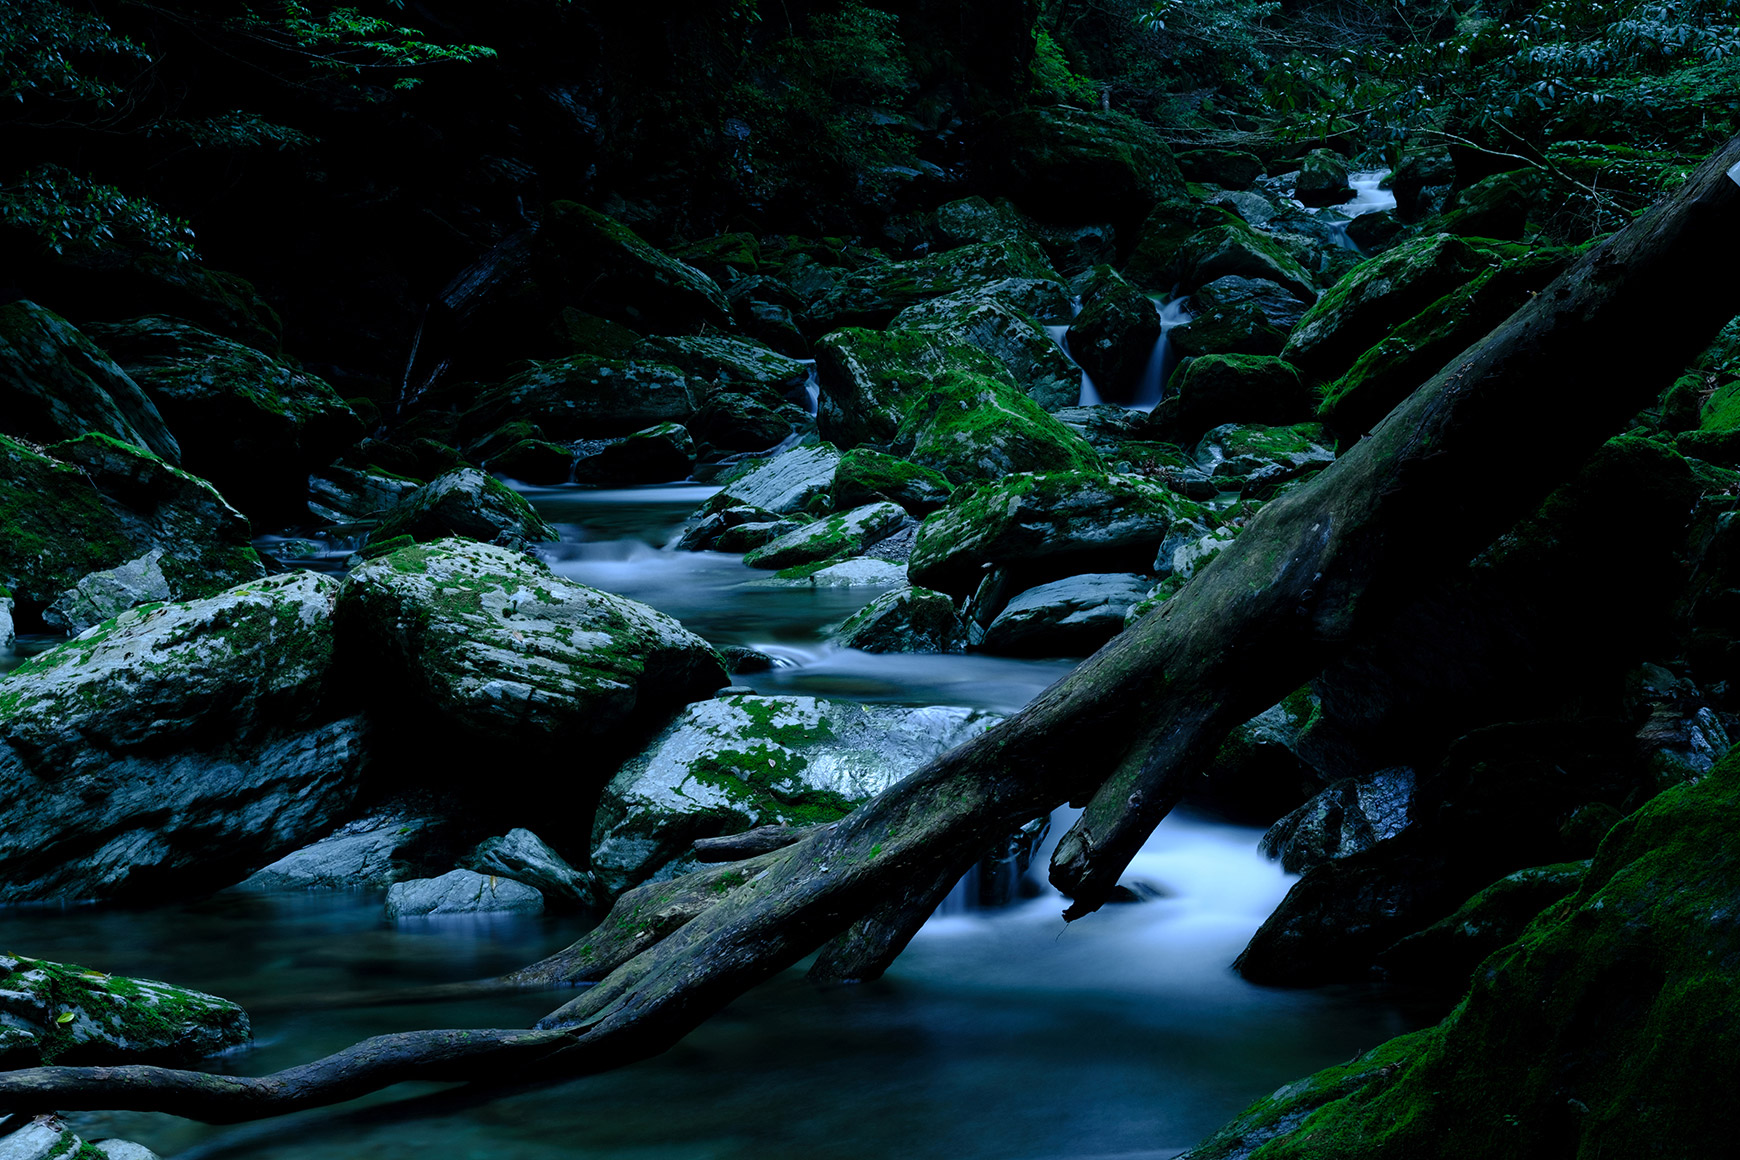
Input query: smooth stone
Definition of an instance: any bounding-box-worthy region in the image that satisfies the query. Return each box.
[385,868,545,917]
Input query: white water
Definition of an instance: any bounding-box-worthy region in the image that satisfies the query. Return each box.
[1058,296,1191,411]
[1306,170,1398,252]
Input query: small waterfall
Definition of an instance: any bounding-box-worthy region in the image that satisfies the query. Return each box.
[1130,295,1191,412]
[1305,170,1397,254]
[793,360,821,416]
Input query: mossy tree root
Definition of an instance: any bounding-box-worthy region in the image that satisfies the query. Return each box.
[4,133,1740,1123]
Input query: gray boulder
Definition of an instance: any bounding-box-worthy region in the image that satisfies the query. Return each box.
[1195,423,1336,496]
[0,954,248,1066]
[571,422,698,486]
[705,443,842,516]
[0,571,364,903]
[1260,766,1416,874]
[834,587,968,653]
[464,828,593,910]
[981,573,1152,657]
[0,300,179,461]
[591,694,1002,895]
[385,869,544,918]
[42,549,171,634]
[371,467,558,549]
[744,502,909,570]
[890,292,1079,411]
[234,810,439,892]
[339,539,725,754]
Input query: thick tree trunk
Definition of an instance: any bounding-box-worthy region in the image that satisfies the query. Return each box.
[5,135,1740,1123]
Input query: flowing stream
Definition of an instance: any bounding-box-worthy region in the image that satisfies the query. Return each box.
[1,485,1423,1159]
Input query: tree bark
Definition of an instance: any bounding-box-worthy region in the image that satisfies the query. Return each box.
[5,133,1740,1123]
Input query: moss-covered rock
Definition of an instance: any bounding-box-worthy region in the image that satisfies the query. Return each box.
[813,327,1017,448]
[1178,148,1266,189]
[1195,422,1336,496]
[463,357,699,442]
[831,447,955,516]
[1070,265,1162,403]
[1124,198,1239,292]
[339,539,725,755]
[1293,149,1353,207]
[890,291,1079,411]
[744,501,909,570]
[0,300,180,462]
[371,467,557,549]
[833,586,967,653]
[1391,147,1456,222]
[690,390,810,452]
[1175,225,1319,303]
[590,694,1002,895]
[85,315,361,521]
[910,470,1209,595]
[486,438,575,485]
[0,954,249,1067]
[572,423,698,485]
[632,334,809,394]
[1439,169,1541,240]
[1197,751,1740,1159]
[536,201,732,333]
[0,571,362,903]
[982,107,1187,228]
[705,443,843,516]
[1282,234,1488,379]
[1150,354,1312,442]
[810,240,1060,329]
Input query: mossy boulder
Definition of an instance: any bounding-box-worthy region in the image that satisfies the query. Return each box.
[831,447,954,516]
[1195,423,1336,495]
[982,107,1187,228]
[744,502,909,570]
[810,240,1060,329]
[890,291,1079,411]
[0,300,180,462]
[486,438,575,485]
[705,443,843,516]
[1440,169,1540,239]
[371,467,558,549]
[1391,146,1457,222]
[572,423,698,485]
[910,471,1210,595]
[1293,149,1353,207]
[1316,244,1576,435]
[0,571,363,903]
[896,369,1105,486]
[1150,354,1312,442]
[0,954,249,1066]
[1193,751,1740,1160]
[1124,198,1239,291]
[84,315,362,521]
[590,694,1002,895]
[339,539,725,755]
[813,327,1016,448]
[1070,266,1162,403]
[668,232,761,282]
[1177,148,1266,189]
[691,390,810,452]
[0,432,263,611]
[632,334,809,394]
[536,201,732,333]
[463,357,699,442]
[1282,234,1488,379]
[981,572,1154,658]
[1169,302,1291,360]
[1175,225,1318,303]
[833,587,968,653]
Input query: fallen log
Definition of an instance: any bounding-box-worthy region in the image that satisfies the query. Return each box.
[5,134,1740,1121]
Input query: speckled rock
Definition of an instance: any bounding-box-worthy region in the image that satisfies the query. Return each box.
[981,573,1152,657]
[834,587,968,653]
[889,290,1078,410]
[339,539,725,753]
[0,572,362,903]
[41,549,172,634]
[234,810,439,892]
[1260,767,1417,874]
[591,694,1003,894]
[813,327,1017,449]
[705,443,842,516]
[385,869,544,917]
[0,954,249,1066]
[371,467,558,549]
[744,502,909,570]
[463,828,593,910]
[0,300,179,461]
[1195,423,1336,495]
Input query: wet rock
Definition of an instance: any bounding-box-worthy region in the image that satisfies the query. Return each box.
[0,572,363,903]
[0,432,263,610]
[0,300,179,462]
[307,464,420,524]
[1178,147,1266,188]
[1377,861,1588,993]
[1123,198,1237,291]
[705,443,842,515]
[371,467,557,549]
[1189,692,1324,823]
[1195,423,1335,496]
[1282,233,1486,380]
[633,334,809,395]
[890,292,1078,411]
[834,587,968,653]
[1391,146,1456,221]
[0,955,248,1069]
[1069,266,1161,403]
[591,694,1002,894]
[1260,767,1416,874]
[1292,149,1352,206]
[340,539,725,755]
[810,240,1060,329]
[982,107,1187,228]
[85,315,361,520]
[889,276,1072,326]
[486,438,574,485]
[536,201,731,332]
[744,502,909,570]
[1193,275,1309,330]
[42,549,171,634]
[234,810,440,891]
[981,573,1152,657]
[463,357,698,442]
[572,423,698,485]
[1149,354,1311,443]
[1175,225,1318,303]
[691,392,807,452]
[386,869,544,917]
[463,828,593,911]
[0,591,12,651]
[814,327,1017,447]
[910,470,1210,596]
[831,448,954,516]
[896,369,1103,486]
[1625,662,1732,790]
[1168,302,1289,360]
[745,558,910,588]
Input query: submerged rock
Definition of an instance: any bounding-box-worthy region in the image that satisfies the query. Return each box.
[0,300,180,462]
[591,694,1002,894]
[0,954,249,1066]
[371,467,558,549]
[385,869,544,917]
[339,539,725,755]
[0,572,363,903]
